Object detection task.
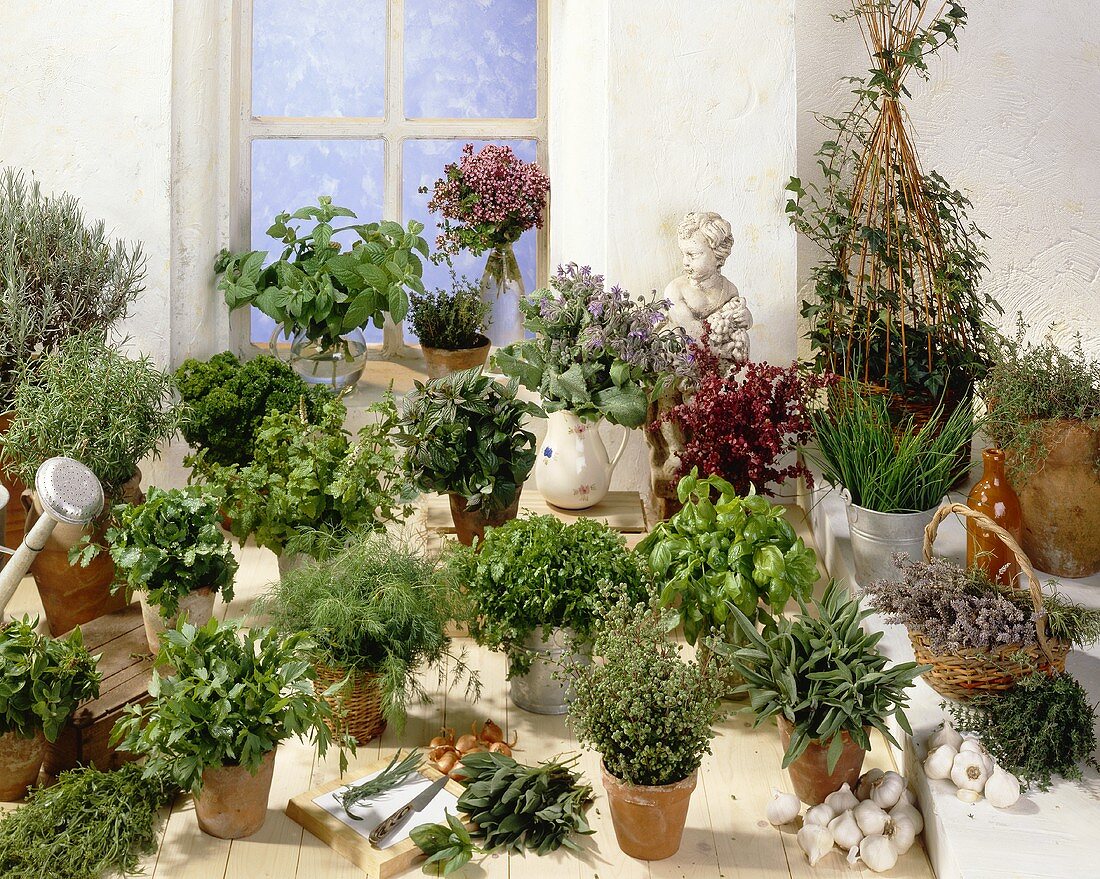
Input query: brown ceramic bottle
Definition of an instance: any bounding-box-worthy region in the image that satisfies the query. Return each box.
[966,448,1023,586]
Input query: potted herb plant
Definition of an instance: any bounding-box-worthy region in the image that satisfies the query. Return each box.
[566,593,724,860]
[723,581,927,804]
[409,275,492,380]
[443,514,650,714]
[215,196,428,390]
[638,469,821,665]
[174,351,331,470]
[98,486,238,653]
[422,143,549,344]
[397,367,541,545]
[254,532,478,744]
[1,333,179,634]
[112,617,347,839]
[0,168,144,549]
[0,618,100,800]
[199,393,411,570]
[979,320,1100,577]
[808,385,979,586]
[494,263,691,509]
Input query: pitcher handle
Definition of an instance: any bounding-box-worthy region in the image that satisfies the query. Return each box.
[607,425,631,479]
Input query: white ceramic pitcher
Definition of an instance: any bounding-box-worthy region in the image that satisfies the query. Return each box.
[536,410,629,510]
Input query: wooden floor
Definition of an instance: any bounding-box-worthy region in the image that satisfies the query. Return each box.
[4,505,936,879]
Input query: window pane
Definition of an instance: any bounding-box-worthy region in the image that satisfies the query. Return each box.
[250,139,386,344]
[252,0,386,117]
[403,138,538,346]
[404,0,537,119]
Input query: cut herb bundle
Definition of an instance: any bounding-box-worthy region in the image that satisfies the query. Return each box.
[337,750,425,818]
[0,763,176,879]
[410,751,594,875]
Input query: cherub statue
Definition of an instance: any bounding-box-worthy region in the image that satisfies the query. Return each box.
[663,211,753,365]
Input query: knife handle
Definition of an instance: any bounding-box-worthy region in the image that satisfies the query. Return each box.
[369,802,414,845]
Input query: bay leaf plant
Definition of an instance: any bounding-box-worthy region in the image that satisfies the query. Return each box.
[112,617,349,793]
[215,196,428,350]
[442,515,651,676]
[720,581,928,771]
[0,617,101,743]
[397,367,541,515]
[638,468,821,649]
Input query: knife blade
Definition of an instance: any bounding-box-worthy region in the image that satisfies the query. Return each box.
[368,773,450,847]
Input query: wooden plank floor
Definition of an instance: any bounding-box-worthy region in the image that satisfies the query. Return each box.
[4,505,935,879]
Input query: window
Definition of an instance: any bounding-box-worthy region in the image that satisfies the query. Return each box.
[234,0,548,353]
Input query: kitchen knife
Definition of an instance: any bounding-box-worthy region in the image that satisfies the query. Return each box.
[368,773,450,847]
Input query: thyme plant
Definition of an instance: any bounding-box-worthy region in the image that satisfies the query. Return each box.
[408,275,491,350]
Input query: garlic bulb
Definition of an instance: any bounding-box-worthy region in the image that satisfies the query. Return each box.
[766,788,801,826]
[951,751,991,792]
[869,771,907,809]
[898,787,917,806]
[883,813,917,855]
[984,766,1021,809]
[797,824,834,867]
[824,782,859,813]
[890,801,924,835]
[828,809,864,850]
[859,834,899,873]
[956,788,982,804]
[853,799,888,836]
[923,744,956,780]
[803,803,836,827]
[856,767,885,800]
[927,723,963,754]
[959,736,987,755]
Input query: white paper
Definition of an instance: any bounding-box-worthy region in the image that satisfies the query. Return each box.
[314,769,459,850]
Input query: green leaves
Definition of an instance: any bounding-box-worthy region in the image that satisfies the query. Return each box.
[0,618,101,742]
[411,813,478,876]
[214,198,428,350]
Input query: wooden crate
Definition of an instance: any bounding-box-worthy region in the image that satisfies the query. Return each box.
[44,602,153,775]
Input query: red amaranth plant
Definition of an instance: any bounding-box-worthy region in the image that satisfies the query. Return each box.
[422,143,550,258]
[655,336,835,496]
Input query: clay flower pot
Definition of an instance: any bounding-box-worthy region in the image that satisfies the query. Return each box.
[448,489,522,547]
[0,410,27,550]
[422,336,491,381]
[140,586,217,655]
[0,728,46,801]
[22,470,143,635]
[600,764,697,861]
[778,716,866,805]
[1009,420,1100,578]
[194,748,277,839]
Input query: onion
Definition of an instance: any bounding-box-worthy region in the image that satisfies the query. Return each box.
[488,742,512,757]
[455,733,479,754]
[479,719,505,744]
[435,750,458,774]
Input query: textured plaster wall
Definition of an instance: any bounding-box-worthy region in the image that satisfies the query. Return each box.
[798,1,1100,357]
[550,0,798,503]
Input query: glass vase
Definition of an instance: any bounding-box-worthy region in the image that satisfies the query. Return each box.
[288,328,368,391]
[479,243,525,345]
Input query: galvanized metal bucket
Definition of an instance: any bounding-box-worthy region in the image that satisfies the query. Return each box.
[509,626,591,715]
[843,492,939,587]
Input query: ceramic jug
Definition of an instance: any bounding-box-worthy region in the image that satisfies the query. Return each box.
[536,410,628,510]
[966,447,1022,586]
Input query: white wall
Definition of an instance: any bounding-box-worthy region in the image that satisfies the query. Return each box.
[797,1,1100,357]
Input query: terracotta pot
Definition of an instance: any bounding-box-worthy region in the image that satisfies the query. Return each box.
[0,411,27,551]
[23,470,142,635]
[601,764,697,860]
[421,336,491,381]
[777,715,866,805]
[194,748,277,839]
[140,586,216,655]
[0,728,46,801]
[448,489,522,546]
[1008,420,1100,578]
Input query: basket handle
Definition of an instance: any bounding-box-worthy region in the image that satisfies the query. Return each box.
[922,502,1058,669]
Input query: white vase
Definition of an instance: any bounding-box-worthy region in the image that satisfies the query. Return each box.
[536,410,629,510]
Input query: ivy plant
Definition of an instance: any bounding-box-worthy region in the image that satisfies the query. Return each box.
[0,618,101,742]
[397,367,542,514]
[637,469,821,648]
[112,617,349,793]
[215,196,428,350]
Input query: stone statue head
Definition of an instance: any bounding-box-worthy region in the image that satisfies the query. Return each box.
[676,211,734,282]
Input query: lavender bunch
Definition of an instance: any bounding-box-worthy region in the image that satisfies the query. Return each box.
[494,263,692,428]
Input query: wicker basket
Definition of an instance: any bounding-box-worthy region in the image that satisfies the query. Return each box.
[313,662,387,745]
[908,503,1070,702]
